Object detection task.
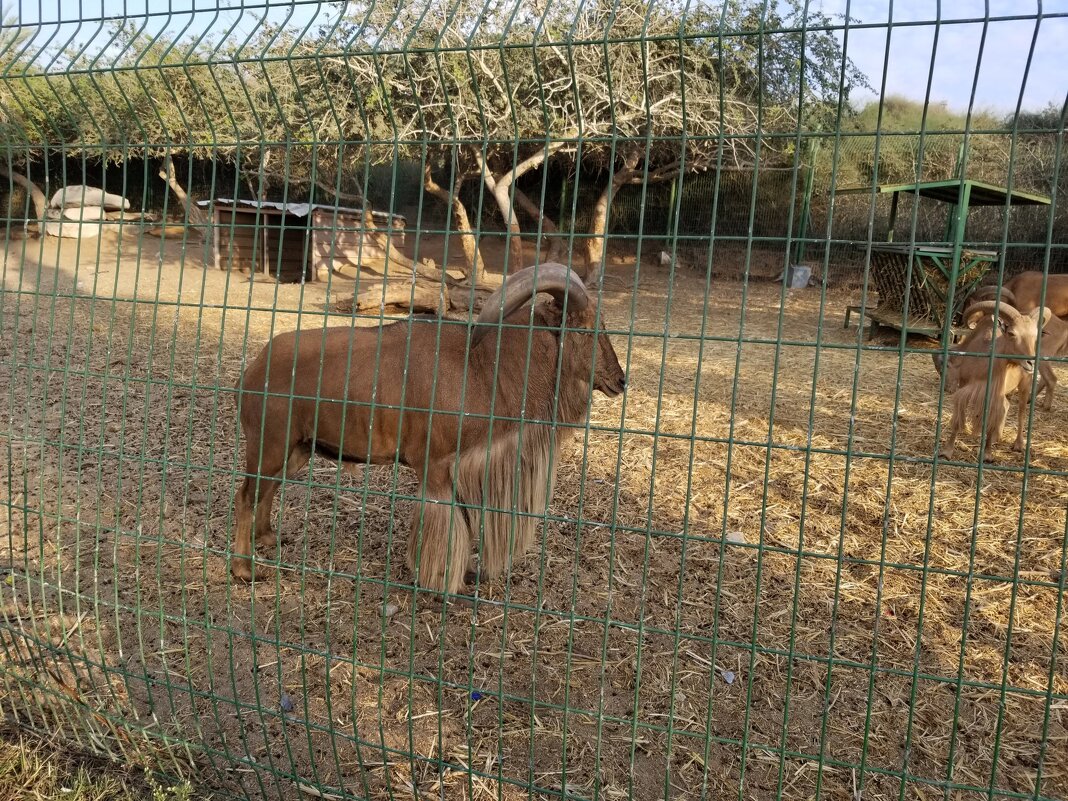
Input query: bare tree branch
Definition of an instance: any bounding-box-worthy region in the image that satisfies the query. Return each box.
[0,164,47,221]
[159,154,208,231]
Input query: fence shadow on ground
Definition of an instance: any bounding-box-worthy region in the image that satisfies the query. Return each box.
[1,243,1065,799]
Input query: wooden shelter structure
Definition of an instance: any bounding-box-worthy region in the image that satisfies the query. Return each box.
[203,198,407,283]
[838,179,1051,341]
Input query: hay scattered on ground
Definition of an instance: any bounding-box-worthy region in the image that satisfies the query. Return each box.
[1,233,1065,800]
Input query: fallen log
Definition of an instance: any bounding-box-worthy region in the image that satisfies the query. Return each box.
[352,279,452,316]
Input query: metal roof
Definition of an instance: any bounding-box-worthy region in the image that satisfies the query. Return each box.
[834,179,1050,207]
[866,243,999,257]
[198,198,405,221]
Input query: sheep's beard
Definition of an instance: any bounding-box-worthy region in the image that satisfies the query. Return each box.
[452,421,559,579]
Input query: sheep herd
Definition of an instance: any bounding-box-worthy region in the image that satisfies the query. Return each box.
[933,271,1068,461]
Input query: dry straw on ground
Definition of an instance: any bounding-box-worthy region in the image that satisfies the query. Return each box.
[0,231,1065,800]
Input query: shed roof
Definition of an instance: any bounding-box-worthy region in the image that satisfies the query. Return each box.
[834,179,1050,207]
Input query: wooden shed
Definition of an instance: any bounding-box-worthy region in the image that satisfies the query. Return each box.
[203,198,407,282]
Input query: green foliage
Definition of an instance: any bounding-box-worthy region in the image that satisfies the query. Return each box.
[1008,101,1064,133]
[816,96,1059,197]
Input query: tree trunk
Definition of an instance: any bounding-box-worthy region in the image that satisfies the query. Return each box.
[585,154,681,284]
[475,144,566,274]
[0,166,47,221]
[584,143,644,283]
[488,178,526,271]
[512,187,564,262]
[423,163,486,286]
[355,208,448,281]
[159,155,208,230]
[584,175,623,284]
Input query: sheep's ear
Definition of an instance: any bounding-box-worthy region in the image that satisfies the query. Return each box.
[1033,307,1053,329]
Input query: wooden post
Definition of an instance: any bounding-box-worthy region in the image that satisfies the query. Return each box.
[793,142,819,264]
[943,181,973,346]
[887,191,899,243]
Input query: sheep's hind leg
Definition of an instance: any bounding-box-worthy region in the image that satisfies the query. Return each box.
[231,439,305,581]
[253,445,310,549]
[939,391,966,460]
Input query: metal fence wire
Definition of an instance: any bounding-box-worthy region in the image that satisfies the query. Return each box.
[1,1,1066,800]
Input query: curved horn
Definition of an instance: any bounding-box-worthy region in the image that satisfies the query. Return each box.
[963,303,993,329]
[969,286,1018,308]
[474,263,589,343]
[968,286,998,302]
[963,300,1024,327]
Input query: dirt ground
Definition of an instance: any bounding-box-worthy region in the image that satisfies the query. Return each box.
[0,227,1065,801]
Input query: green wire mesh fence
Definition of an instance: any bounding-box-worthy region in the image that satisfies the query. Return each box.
[1,1,1066,799]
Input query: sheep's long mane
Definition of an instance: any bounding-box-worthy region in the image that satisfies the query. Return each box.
[452,306,597,578]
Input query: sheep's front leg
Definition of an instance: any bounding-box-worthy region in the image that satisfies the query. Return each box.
[232,476,256,581]
[1038,364,1057,411]
[407,468,471,594]
[1012,382,1033,453]
[252,447,311,549]
[976,393,1009,463]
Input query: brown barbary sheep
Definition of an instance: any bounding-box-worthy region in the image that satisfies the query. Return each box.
[939,299,1053,462]
[231,263,626,593]
[936,289,1068,410]
[1001,271,1068,318]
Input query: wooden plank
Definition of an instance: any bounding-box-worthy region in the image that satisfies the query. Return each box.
[212,203,221,270]
[214,207,266,274]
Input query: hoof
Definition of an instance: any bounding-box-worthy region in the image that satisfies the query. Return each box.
[231,557,253,582]
[257,528,278,549]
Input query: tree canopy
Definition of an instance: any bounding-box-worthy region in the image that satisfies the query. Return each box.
[16,2,1063,279]
[1,1,866,173]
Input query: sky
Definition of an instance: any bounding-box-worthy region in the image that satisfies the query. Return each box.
[817,0,1068,114]
[9,0,1068,116]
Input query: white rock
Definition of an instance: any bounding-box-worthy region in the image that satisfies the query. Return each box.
[44,209,102,239]
[49,185,130,211]
[61,205,106,221]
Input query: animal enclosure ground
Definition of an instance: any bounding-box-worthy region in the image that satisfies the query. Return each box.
[1,230,1066,801]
